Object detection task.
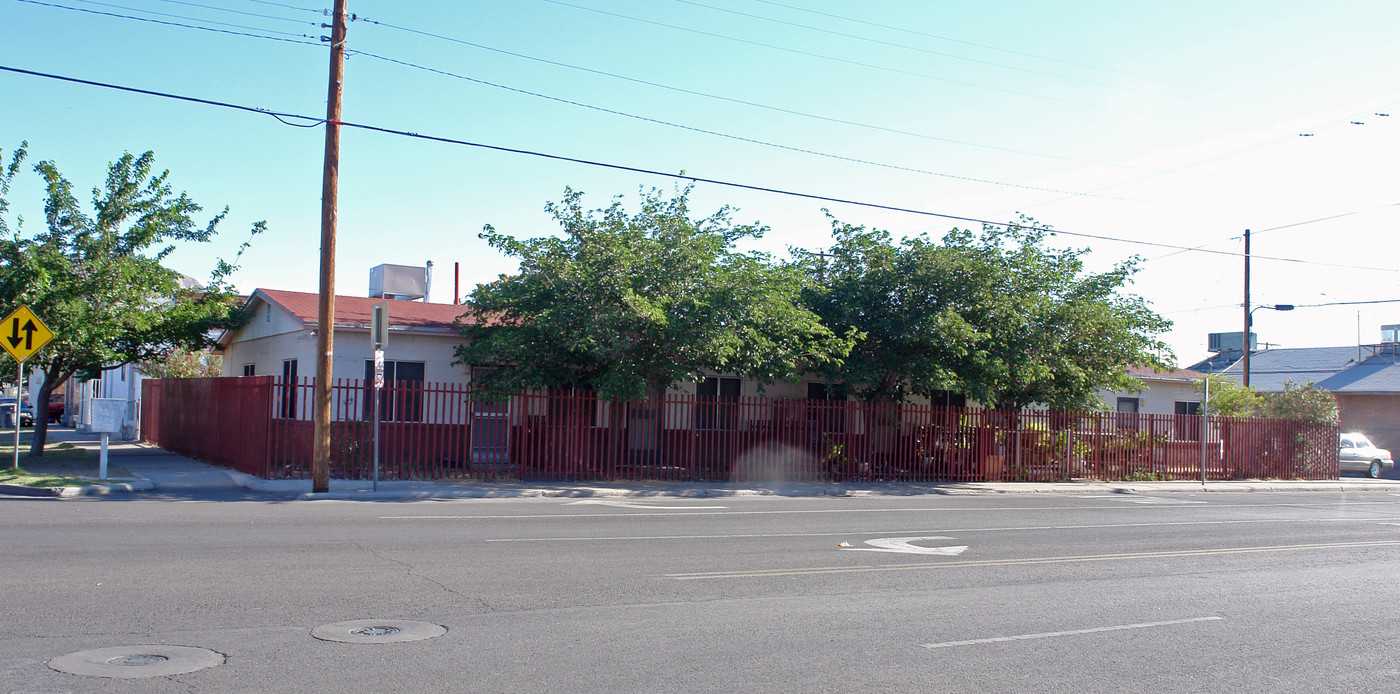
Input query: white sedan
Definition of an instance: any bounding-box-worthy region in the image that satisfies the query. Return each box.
[1339,433,1393,478]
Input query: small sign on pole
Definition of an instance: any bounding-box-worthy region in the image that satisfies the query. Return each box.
[370,302,389,351]
[2,306,56,470]
[90,398,125,480]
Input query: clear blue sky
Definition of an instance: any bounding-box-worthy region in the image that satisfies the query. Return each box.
[3,0,1398,366]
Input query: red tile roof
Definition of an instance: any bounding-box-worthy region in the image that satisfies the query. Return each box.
[1125,364,1203,382]
[255,289,476,332]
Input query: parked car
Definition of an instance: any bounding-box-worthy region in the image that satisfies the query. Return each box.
[0,397,34,427]
[48,400,64,423]
[1339,432,1393,478]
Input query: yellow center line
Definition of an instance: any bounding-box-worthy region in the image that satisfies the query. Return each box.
[663,539,1400,580]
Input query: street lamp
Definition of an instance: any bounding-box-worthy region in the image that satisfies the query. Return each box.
[1242,303,1294,387]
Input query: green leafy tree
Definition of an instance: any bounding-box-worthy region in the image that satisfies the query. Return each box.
[803,215,1172,410]
[456,185,853,400]
[0,142,262,455]
[139,348,223,379]
[1258,379,1338,424]
[1196,374,1259,417]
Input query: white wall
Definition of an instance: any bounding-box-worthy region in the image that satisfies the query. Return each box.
[1099,379,1200,415]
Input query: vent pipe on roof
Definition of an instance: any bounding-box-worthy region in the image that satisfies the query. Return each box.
[425,260,434,303]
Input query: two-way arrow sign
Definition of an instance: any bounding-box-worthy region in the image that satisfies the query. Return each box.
[0,306,54,362]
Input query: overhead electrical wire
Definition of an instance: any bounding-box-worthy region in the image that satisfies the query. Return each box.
[538,0,1236,128]
[349,49,1149,201]
[15,0,322,43]
[747,0,1249,97]
[240,0,320,14]
[14,0,1161,199]
[3,64,1395,275]
[676,0,1220,106]
[152,0,318,24]
[356,16,1184,175]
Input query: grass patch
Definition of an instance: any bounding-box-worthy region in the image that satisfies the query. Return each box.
[0,433,132,486]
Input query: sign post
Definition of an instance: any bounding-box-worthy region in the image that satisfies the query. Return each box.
[1,306,56,469]
[370,303,388,492]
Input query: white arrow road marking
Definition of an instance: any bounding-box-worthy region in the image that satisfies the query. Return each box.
[564,500,728,509]
[839,536,968,556]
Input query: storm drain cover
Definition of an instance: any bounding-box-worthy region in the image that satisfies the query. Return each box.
[48,645,224,679]
[311,619,446,644]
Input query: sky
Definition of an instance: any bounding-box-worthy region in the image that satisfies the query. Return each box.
[2,0,1398,368]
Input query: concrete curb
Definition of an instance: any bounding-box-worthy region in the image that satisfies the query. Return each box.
[200,472,1400,501]
[0,479,155,497]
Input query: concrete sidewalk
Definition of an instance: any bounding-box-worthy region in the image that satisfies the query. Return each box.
[15,426,1400,500]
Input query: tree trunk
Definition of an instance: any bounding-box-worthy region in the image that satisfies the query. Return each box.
[26,371,63,456]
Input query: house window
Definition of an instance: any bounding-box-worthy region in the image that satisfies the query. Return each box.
[363,360,425,422]
[546,386,597,425]
[696,377,740,431]
[243,364,256,377]
[928,389,966,409]
[279,359,298,418]
[1116,397,1140,413]
[807,382,847,433]
[1174,401,1202,440]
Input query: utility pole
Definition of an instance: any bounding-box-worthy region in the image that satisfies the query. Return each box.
[313,0,348,493]
[1241,228,1251,388]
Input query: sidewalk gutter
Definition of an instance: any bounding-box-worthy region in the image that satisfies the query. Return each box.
[213,472,1400,501]
[0,479,155,497]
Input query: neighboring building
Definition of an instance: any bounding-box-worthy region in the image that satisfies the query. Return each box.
[1188,328,1400,455]
[216,288,474,386]
[1098,365,1204,416]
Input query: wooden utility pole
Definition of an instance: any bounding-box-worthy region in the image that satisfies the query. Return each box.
[1241,228,1251,388]
[313,0,348,493]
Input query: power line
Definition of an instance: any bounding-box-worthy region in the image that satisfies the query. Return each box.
[677,0,1222,106]
[15,0,321,43]
[4,63,1397,275]
[747,0,1249,98]
[1254,202,1400,236]
[356,16,1182,174]
[241,0,321,13]
[539,0,1236,129]
[152,0,317,24]
[11,0,1161,199]
[350,49,1149,201]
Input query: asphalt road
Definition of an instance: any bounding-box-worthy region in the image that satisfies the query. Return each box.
[4,490,1400,692]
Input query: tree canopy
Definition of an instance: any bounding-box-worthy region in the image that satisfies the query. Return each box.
[1196,375,1339,424]
[0,142,262,454]
[456,186,853,400]
[800,215,1172,410]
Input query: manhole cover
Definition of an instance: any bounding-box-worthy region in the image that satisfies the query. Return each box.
[109,654,169,666]
[49,645,223,679]
[353,626,401,637]
[311,619,446,644]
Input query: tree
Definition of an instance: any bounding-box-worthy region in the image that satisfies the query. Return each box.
[1258,380,1338,424]
[0,142,262,455]
[802,215,1172,410]
[1196,374,1260,417]
[456,185,853,400]
[139,347,223,379]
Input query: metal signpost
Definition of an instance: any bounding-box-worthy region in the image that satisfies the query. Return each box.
[89,399,125,479]
[1,306,56,469]
[371,302,388,492]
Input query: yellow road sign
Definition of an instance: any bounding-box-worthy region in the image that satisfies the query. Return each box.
[1,306,55,362]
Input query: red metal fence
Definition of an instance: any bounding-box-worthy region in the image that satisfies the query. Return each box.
[142,377,1340,482]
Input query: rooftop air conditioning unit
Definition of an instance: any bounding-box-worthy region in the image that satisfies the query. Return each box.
[369,264,427,301]
[1208,331,1256,353]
